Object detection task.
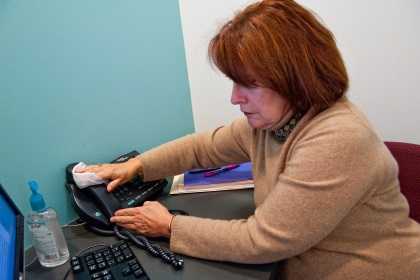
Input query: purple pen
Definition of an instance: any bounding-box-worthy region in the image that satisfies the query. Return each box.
[188,167,219,174]
[204,164,240,177]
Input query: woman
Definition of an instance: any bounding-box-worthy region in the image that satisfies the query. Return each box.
[81,0,420,279]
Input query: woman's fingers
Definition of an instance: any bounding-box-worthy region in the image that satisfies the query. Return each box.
[80,164,104,173]
[114,207,140,216]
[77,166,93,173]
[77,159,140,194]
[79,163,128,189]
[110,215,136,224]
[111,204,171,237]
[107,178,123,192]
[111,208,149,234]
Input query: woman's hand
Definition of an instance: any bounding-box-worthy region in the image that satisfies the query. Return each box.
[110,201,173,238]
[79,156,143,192]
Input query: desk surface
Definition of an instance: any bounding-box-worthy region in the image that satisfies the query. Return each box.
[25,189,277,280]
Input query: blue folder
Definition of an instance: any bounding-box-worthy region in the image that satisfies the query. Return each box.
[184,162,253,186]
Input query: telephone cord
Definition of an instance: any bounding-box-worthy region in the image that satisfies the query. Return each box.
[113,226,184,270]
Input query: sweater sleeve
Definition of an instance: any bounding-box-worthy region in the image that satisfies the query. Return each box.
[170,118,383,263]
[139,117,251,181]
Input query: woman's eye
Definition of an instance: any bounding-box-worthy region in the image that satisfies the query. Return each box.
[239,83,257,89]
[246,84,258,90]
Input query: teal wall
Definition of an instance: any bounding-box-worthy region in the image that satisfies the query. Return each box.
[0,1,194,247]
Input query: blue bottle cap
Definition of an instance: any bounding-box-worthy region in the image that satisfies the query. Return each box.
[28,180,47,212]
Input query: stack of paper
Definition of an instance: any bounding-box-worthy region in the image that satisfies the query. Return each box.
[169,162,254,195]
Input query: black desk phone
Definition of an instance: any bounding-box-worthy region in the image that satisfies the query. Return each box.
[65,151,184,270]
[65,151,167,231]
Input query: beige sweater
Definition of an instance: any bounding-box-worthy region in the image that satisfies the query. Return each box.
[139,98,420,280]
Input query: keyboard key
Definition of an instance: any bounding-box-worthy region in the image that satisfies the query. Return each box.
[122,267,131,276]
[131,264,140,271]
[133,269,144,278]
[72,264,83,273]
[111,246,119,251]
[123,248,133,259]
[97,262,107,269]
[92,271,102,279]
[128,259,137,266]
[114,251,121,257]
[88,264,97,272]
[94,253,103,259]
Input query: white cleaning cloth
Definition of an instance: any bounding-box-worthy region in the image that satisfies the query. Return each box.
[72,162,108,189]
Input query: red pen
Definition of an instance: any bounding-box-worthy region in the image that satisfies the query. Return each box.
[204,164,240,177]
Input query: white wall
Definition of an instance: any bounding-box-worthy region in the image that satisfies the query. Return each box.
[179,0,420,143]
[179,0,253,132]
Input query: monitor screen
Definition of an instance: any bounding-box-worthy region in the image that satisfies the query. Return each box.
[0,184,24,280]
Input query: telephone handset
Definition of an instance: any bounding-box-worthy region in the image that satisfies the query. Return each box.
[65,151,167,230]
[65,151,184,269]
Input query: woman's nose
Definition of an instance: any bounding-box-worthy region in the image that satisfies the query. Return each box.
[231,84,246,105]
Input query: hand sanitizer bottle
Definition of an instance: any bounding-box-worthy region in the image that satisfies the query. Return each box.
[27,180,69,267]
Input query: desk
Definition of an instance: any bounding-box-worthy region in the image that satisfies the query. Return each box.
[25,189,278,280]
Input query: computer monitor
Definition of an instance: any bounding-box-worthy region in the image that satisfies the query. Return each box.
[0,184,24,280]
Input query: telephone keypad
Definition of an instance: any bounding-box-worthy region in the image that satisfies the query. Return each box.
[111,180,165,209]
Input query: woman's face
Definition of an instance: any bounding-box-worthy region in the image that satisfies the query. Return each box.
[231,83,291,129]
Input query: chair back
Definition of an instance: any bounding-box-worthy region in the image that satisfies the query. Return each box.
[385,141,420,222]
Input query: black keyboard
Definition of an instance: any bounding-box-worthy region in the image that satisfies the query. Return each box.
[71,241,150,280]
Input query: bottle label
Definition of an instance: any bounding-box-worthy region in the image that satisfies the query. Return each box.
[30,224,59,260]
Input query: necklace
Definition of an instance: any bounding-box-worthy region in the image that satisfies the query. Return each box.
[272,111,303,142]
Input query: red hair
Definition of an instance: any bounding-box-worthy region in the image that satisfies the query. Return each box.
[209,0,349,112]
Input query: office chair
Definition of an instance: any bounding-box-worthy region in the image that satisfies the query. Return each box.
[385,141,420,223]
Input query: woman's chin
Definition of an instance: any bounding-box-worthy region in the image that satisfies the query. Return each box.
[246,118,268,129]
